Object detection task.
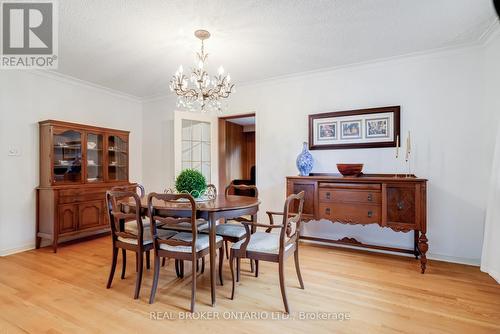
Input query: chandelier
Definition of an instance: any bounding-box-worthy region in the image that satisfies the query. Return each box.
[170,29,234,112]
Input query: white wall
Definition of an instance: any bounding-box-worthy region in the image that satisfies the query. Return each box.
[481,30,500,282]
[142,45,496,265]
[142,96,176,193]
[0,71,143,255]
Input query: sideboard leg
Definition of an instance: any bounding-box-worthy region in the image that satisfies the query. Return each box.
[418,233,428,274]
[36,236,42,249]
[52,238,58,253]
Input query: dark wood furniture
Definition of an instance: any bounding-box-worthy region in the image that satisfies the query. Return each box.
[106,190,177,299]
[286,174,428,273]
[210,183,259,278]
[36,120,132,252]
[230,191,305,314]
[148,193,224,312]
[127,194,260,307]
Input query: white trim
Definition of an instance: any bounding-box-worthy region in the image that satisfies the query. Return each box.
[481,267,500,284]
[31,70,142,103]
[0,242,35,256]
[299,239,480,267]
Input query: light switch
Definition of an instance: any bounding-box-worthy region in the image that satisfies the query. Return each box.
[8,147,21,156]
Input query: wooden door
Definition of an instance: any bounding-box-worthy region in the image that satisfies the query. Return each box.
[58,204,78,234]
[78,201,103,230]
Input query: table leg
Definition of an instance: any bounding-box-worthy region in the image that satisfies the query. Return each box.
[209,212,216,306]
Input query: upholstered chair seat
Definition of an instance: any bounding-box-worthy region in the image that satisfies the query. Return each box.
[118,227,176,245]
[164,219,209,232]
[201,223,247,238]
[159,232,223,253]
[232,231,293,254]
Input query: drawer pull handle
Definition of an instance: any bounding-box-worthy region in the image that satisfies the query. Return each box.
[325,208,331,215]
[367,194,373,201]
[326,192,331,200]
[397,201,405,210]
[367,210,373,218]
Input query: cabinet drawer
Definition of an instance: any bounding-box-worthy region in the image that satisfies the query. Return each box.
[319,203,381,225]
[58,188,107,203]
[319,189,381,204]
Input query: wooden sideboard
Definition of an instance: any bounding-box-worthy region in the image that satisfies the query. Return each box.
[286,174,428,273]
[36,120,133,252]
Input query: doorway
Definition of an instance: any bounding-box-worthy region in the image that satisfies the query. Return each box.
[218,113,256,192]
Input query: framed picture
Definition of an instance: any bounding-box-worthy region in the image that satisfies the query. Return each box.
[308,106,400,150]
[340,120,362,139]
[316,121,337,141]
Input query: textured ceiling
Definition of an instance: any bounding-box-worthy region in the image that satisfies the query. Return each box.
[56,0,497,98]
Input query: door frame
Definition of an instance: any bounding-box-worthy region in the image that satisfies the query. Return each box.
[218,112,256,192]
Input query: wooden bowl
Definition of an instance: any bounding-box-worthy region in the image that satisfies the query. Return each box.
[337,164,364,176]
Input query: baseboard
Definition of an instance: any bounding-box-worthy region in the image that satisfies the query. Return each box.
[0,242,36,257]
[480,266,500,284]
[300,238,480,266]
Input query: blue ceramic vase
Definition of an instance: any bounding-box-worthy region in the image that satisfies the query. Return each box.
[296,142,313,176]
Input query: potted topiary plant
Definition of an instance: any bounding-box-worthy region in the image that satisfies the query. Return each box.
[175,169,207,198]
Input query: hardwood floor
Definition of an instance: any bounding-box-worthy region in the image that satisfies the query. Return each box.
[1,237,499,334]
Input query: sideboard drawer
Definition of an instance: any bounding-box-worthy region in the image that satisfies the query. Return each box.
[319,203,381,224]
[319,189,381,204]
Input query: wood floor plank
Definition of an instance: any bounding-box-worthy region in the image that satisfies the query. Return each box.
[0,237,499,333]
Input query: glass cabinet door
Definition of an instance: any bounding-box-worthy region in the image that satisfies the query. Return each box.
[107,135,128,181]
[53,130,82,183]
[86,133,103,182]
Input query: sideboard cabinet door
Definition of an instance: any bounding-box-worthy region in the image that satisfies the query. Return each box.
[287,179,316,220]
[384,184,418,231]
[58,204,78,234]
[78,201,104,230]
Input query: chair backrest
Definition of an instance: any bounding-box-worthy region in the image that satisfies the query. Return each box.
[105,190,145,246]
[279,191,305,252]
[147,193,198,256]
[225,182,259,198]
[111,184,145,198]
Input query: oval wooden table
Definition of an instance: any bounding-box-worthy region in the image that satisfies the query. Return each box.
[135,195,260,307]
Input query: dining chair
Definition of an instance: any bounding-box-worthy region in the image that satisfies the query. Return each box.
[201,183,259,280]
[229,191,305,313]
[110,184,150,268]
[105,189,176,299]
[148,192,224,312]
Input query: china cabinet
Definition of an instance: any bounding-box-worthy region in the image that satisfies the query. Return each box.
[36,120,133,252]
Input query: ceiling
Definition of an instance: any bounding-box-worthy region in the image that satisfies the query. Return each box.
[227,116,255,126]
[56,0,497,98]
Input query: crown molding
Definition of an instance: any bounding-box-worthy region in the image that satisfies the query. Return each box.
[30,70,142,103]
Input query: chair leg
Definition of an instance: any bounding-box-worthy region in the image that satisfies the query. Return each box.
[225,240,229,259]
[196,258,200,273]
[149,255,161,304]
[121,249,127,279]
[162,257,166,267]
[135,253,139,272]
[180,260,184,278]
[175,259,180,277]
[236,258,240,282]
[201,257,205,274]
[218,246,224,286]
[294,249,304,289]
[255,260,259,278]
[106,247,118,288]
[230,252,236,300]
[279,259,290,313]
[146,250,150,270]
[134,252,144,299]
[190,259,197,313]
[250,259,255,273]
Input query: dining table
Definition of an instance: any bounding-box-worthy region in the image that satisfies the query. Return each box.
[130,194,260,306]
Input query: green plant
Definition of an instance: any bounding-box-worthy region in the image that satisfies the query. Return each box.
[175,169,207,198]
